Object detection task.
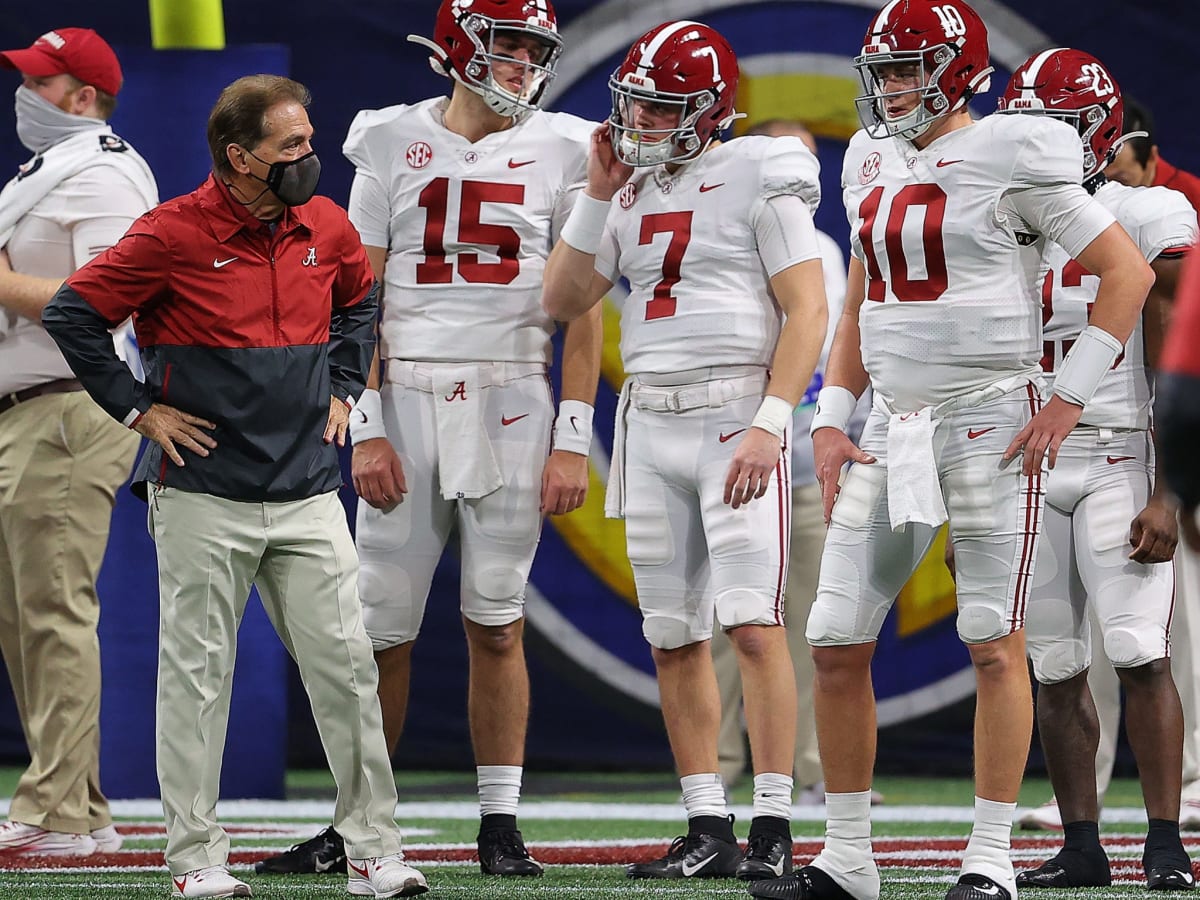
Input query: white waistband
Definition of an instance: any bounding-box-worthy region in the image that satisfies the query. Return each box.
[384,360,546,392]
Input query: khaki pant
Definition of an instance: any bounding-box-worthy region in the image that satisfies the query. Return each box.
[148,486,403,875]
[0,391,138,833]
[713,481,824,786]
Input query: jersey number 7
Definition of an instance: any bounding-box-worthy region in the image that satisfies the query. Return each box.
[640,211,693,320]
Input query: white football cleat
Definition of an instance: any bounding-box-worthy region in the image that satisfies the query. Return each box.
[91,824,123,853]
[1017,798,1064,831]
[0,820,98,856]
[170,864,251,898]
[347,852,428,897]
[1180,798,1200,830]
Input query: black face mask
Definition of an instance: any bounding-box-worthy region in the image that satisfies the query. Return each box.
[244,147,322,206]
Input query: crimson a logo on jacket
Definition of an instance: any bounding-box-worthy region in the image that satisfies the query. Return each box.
[60,176,378,502]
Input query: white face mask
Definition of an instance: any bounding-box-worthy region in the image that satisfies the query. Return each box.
[14,85,103,154]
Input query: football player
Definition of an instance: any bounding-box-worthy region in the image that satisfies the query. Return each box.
[750,2,1155,899]
[542,20,828,883]
[998,48,1196,891]
[255,0,601,879]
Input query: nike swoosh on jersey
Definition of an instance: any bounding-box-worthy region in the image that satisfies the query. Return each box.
[967,427,996,439]
[698,182,725,192]
[1106,455,1137,464]
[936,159,964,167]
[719,429,747,443]
[213,257,238,268]
[507,159,536,168]
[680,852,720,877]
[501,414,530,426]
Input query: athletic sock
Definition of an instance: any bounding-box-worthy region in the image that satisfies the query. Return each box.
[477,765,522,818]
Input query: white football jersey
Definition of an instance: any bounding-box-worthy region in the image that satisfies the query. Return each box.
[343,97,590,364]
[595,135,822,375]
[1040,181,1197,429]
[842,115,1115,412]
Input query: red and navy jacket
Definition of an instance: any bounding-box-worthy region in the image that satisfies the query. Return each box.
[43,175,379,502]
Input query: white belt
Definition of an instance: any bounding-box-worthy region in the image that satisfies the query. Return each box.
[629,369,766,413]
[874,371,1042,419]
[385,360,545,392]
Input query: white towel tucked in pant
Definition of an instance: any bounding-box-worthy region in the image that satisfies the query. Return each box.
[604,380,633,519]
[431,367,503,500]
[885,407,947,531]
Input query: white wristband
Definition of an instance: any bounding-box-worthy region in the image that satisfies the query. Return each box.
[348,387,388,444]
[750,394,794,440]
[553,399,594,456]
[559,193,611,255]
[809,385,858,436]
[1053,325,1125,407]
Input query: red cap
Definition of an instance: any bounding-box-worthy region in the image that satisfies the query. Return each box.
[0,28,123,96]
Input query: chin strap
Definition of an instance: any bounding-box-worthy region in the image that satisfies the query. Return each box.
[1083,171,1107,195]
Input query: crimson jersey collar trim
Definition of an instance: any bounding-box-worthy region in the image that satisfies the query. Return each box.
[199,175,316,243]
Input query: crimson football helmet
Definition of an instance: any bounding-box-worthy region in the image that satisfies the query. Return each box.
[998,48,1126,182]
[408,0,563,117]
[854,0,993,141]
[608,21,741,167]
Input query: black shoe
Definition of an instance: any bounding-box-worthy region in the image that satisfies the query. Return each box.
[737,831,794,881]
[1015,847,1111,888]
[1145,841,1196,890]
[254,825,345,875]
[748,865,858,899]
[477,826,543,876]
[626,831,740,879]
[945,874,1011,900]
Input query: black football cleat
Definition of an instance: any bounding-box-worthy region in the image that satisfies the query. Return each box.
[737,830,794,881]
[254,825,346,875]
[1145,843,1196,890]
[626,831,740,879]
[945,873,1011,899]
[477,826,543,876]
[1015,847,1111,888]
[748,864,860,899]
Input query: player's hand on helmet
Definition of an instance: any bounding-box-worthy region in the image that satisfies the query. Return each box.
[585,123,633,201]
[724,427,782,509]
[813,426,876,524]
[323,395,350,447]
[135,403,217,467]
[1129,495,1179,564]
[352,437,407,513]
[1003,393,1083,476]
[541,448,588,516]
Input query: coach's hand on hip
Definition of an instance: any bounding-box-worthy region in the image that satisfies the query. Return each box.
[135,404,217,467]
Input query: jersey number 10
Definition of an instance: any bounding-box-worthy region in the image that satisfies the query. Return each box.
[858,183,949,302]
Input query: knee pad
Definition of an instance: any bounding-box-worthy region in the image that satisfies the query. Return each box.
[359,562,420,649]
[715,587,775,629]
[469,564,524,603]
[1104,627,1164,669]
[956,605,1006,644]
[1031,643,1089,685]
[643,614,703,650]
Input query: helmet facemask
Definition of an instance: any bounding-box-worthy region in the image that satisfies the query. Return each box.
[413,12,563,118]
[608,78,723,167]
[854,45,960,141]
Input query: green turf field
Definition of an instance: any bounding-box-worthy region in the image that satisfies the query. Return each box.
[0,771,1190,898]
